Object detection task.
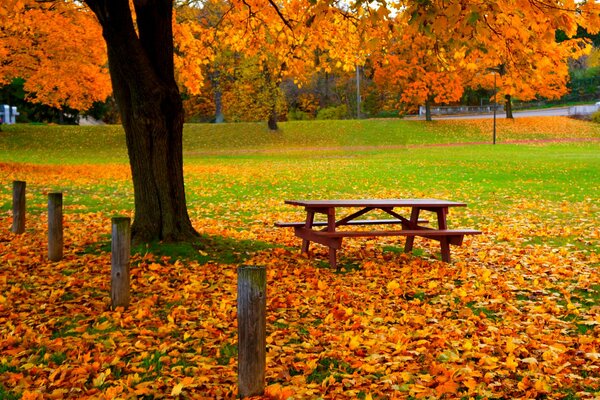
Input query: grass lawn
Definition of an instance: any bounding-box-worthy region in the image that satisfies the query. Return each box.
[0,117,599,398]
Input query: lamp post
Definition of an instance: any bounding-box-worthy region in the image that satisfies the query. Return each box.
[487,65,503,145]
[356,64,361,119]
[493,71,497,145]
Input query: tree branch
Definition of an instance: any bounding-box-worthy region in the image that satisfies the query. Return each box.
[267,0,293,31]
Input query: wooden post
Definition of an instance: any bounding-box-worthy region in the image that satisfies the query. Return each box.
[48,192,63,261]
[237,265,266,397]
[111,217,131,309]
[11,181,26,234]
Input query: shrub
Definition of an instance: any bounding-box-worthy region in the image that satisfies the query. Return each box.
[591,110,600,123]
[287,109,312,121]
[316,105,348,120]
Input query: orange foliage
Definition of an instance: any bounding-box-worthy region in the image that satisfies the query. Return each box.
[0,1,111,110]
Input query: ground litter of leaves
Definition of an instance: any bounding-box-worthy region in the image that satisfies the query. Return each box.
[1,148,600,398]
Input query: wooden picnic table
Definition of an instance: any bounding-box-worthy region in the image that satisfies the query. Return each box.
[276,199,481,270]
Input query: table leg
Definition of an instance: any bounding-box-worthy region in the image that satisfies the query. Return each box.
[329,248,337,271]
[301,210,315,253]
[436,208,451,262]
[404,207,421,253]
[327,207,338,271]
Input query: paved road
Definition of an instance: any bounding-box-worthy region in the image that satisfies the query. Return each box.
[411,106,572,120]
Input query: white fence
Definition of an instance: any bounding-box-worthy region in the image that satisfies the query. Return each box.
[419,104,504,116]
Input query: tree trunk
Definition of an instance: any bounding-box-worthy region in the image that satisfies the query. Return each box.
[210,71,224,123]
[214,89,224,123]
[85,0,197,242]
[425,98,432,122]
[263,70,279,131]
[267,106,279,131]
[505,94,514,119]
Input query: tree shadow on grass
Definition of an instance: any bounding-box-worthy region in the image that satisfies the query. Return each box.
[80,233,281,265]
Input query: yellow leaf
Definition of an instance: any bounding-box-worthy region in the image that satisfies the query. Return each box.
[171,383,184,396]
[505,339,517,354]
[505,354,518,372]
[348,335,361,350]
[94,320,111,331]
[387,280,400,290]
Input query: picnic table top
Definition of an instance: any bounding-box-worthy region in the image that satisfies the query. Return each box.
[284,199,467,208]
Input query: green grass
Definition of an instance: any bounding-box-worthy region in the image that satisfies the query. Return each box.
[1,119,599,258]
[2,118,597,163]
[81,233,279,265]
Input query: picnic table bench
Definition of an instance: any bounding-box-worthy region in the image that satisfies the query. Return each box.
[275,199,481,270]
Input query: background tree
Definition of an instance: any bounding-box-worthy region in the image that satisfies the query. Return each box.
[460,6,591,118]
[0,0,111,113]
[373,27,466,121]
[397,0,599,118]
[174,0,235,123]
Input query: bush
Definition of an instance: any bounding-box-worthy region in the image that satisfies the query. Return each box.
[316,105,348,120]
[592,110,600,123]
[287,109,312,121]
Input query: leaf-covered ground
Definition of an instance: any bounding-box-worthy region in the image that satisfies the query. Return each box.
[1,119,599,399]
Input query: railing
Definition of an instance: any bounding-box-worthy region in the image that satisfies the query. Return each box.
[568,104,600,115]
[419,104,504,116]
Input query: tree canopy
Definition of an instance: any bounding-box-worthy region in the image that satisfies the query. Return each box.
[0,0,111,110]
[2,0,599,241]
[2,0,600,117]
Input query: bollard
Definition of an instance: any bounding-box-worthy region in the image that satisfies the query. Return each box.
[11,181,26,234]
[237,265,266,397]
[48,193,63,261]
[111,217,131,309]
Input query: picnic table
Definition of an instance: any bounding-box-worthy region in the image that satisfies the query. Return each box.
[276,199,481,270]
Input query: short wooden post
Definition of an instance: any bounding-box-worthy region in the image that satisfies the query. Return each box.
[11,181,26,234]
[111,217,131,309]
[48,192,63,261]
[237,265,266,397]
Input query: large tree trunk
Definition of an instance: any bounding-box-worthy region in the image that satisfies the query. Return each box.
[86,0,197,242]
[505,94,514,119]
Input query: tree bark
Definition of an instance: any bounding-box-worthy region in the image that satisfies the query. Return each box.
[214,88,224,123]
[48,192,63,262]
[85,0,197,242]
[425,98,432,122]
[263,70,279,131]
[210,71,225,123]
[505,94,514,119]
[111,217,131,309]
[267,106,279,131]
[12,180,26,234]
[237,266,266,397]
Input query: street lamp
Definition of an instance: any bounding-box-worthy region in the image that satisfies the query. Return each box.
[493,70,497,144]
[356,64,361,119]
